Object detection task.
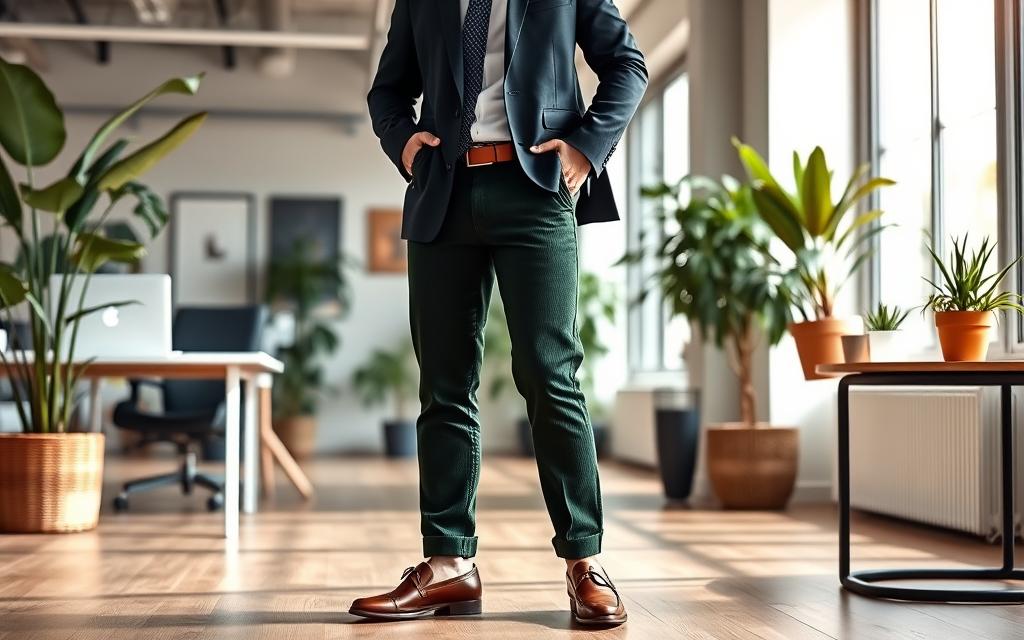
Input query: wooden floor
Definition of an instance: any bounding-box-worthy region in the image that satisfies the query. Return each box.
[2,455,1024,639]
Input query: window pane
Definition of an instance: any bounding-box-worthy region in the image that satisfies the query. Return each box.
[661,73,690,370]
[941,110,999,253]
[877,0,931,145]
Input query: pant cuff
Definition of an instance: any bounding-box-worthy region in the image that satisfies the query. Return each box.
[423,535,478,558]
[552,532,602,559]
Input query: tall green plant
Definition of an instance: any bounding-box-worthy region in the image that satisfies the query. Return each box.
[265,239,352,419]
[733,138,894,321]
[623,175,794,427]
[0,56,205,433]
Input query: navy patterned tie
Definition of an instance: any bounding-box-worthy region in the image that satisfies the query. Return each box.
[458,0,494,157]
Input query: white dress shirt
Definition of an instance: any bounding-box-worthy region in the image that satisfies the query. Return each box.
[460,0,511,142]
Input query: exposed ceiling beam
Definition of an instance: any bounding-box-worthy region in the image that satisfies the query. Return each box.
[63,0,110,63]
[0,23,370,50]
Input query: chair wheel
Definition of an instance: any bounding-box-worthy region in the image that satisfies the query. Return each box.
[207,494,224,512]
[113,494,129,512]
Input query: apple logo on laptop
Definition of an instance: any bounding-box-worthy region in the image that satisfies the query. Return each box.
[101,306,120,328]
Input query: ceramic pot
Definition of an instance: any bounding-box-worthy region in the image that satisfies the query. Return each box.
[841,334,870,363]
[867,330,906,362]
[934,311,993,362]
[789,318,853,380]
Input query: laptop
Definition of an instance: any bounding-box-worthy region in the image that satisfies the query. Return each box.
[48,274,173,360]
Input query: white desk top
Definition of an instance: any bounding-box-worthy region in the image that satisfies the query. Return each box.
[0,351,284,378]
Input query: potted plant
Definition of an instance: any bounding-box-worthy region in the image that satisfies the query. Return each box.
[864,303,911,362]
[924,235,1023,362]
[351,342,418,457]
[265,239,352,459]
[734,139,895,380]
[0,56,205,532]
[629,175,799,508]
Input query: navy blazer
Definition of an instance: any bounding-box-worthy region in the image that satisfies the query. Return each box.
[367,0,648,242]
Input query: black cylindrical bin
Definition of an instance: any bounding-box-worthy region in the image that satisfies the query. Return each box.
[654,389,700,501]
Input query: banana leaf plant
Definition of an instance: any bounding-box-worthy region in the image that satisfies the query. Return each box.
[732,138,894,321]
[622,175,795,427]
[0,55,206,433]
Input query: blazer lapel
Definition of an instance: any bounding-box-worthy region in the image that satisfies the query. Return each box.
[436,0,464,98]
[505,0,528,73]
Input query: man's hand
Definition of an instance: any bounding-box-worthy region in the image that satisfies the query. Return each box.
[530,139,592,195]
[402,131,441,176]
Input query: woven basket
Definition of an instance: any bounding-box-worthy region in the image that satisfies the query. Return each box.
[0,433,105,533]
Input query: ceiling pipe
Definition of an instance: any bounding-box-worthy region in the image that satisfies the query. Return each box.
[258,0,295,78]
[0,22,369,50]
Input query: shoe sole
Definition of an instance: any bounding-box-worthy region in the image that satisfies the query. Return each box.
[349,599,482,620]
[569,597,627,627]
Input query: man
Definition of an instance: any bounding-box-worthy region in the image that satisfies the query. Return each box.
[353,0,646,626]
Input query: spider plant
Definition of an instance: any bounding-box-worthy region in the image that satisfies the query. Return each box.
[924,235,1024,314]
[733,138,895,321]
[864,303,911,332]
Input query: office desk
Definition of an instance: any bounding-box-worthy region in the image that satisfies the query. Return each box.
[819,361,1024,603]
[11,352,286,540]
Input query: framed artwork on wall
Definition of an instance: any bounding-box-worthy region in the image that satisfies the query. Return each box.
[367,208,406,274]
[169,192,256,306]
[268,196,343,314]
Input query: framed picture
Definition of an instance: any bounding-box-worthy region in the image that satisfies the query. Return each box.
[268,196,343,312]
[169,192,256,306]
[367,208,406,274]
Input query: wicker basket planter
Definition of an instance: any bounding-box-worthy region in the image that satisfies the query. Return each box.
[0,433,105,533]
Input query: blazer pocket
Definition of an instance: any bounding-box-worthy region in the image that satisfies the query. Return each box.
[411,147,431,185]
[527,0,572,12]
[542,108,583,132]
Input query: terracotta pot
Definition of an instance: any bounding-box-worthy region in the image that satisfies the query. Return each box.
[706,424,798,510]
[0,433,105,533]
[273,415,317,460]
[840,334,870,363]
[934,311,993,362]
[789,318,852,380]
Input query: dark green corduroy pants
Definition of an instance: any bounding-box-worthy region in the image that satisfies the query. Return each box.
[408,160,603,560]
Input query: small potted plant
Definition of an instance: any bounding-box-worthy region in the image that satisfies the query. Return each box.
[734,139,894,379]
[351,342,418,457]
[863,303,911,362]
[0,56,205,533]
[924,235,1023,362]
[265,239,352,459]
[627,175,799,508]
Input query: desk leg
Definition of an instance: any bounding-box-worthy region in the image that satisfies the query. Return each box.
[242,376,259,515]
[224,366,241,541]
[258,375,275,499]
[88,378,103,433]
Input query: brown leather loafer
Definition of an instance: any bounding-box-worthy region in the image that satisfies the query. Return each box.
[566,562,627,626]
[349,562,482,620]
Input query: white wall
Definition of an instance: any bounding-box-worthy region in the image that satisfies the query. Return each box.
[765,0,858,500]
[10,39,631,454]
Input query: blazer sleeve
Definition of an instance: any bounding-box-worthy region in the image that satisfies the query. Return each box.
[366,0,423,182]
[564,0,649,178]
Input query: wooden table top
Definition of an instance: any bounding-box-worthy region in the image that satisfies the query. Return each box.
[818,360,1024,374]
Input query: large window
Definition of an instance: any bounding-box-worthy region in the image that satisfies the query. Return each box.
[869,0,1007,346]
[626,70,689,373]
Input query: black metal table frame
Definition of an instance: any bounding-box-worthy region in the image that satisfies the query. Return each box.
[839,371,1024,602]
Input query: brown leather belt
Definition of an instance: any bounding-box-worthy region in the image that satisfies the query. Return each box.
[465,141,515,167]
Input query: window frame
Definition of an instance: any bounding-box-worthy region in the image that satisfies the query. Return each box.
[625,65,689,376]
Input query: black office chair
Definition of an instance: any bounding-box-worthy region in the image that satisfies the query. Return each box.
[111,305,267,512]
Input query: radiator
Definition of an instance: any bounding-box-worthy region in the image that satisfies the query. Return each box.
[849,386,1022,539]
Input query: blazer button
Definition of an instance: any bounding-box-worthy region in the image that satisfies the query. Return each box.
[454,108,461,118]
[446,163,453,171]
